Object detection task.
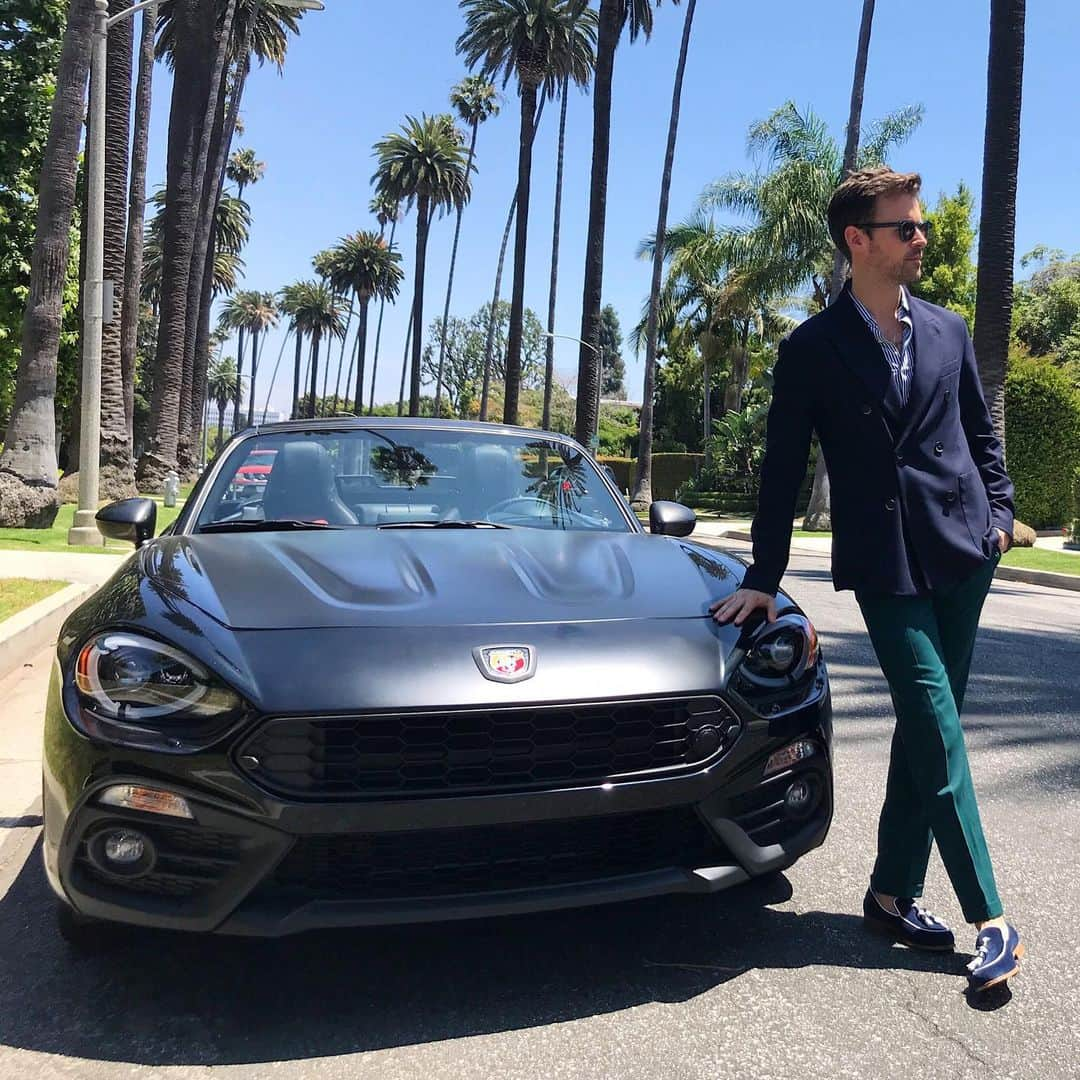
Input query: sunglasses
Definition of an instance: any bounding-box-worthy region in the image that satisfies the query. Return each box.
[855,220,933,243]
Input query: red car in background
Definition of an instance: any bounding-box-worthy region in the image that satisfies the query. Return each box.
[230,448,277,497]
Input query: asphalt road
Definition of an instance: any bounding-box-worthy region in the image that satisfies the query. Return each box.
[1,543,1078,1080]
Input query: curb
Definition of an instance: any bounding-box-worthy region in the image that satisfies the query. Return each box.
[0,582,94,682]
[710,530,1080,593]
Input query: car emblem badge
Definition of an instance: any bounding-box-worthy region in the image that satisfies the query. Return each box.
[474,645,536,683]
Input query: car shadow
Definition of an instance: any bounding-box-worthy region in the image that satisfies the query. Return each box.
[0,839,973,1067]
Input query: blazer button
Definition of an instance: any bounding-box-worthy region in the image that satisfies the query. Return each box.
[885,498,896,511]
[861,404,872,415]
[944,389,952,401]
[945,491,957,504]
[934,442,944,455]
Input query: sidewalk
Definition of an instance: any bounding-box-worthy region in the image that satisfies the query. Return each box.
[694,518,1080,592]
[0,548,127,586]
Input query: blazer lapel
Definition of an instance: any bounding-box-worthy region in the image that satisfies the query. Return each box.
[893,297,943,448]
[823,287,893,407]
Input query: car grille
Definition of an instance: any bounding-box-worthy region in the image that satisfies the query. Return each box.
[237,696,741,799]
[75,824,243,898]
[270,806,726,899]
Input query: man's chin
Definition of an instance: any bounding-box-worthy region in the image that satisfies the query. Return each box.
[901,261,923,283]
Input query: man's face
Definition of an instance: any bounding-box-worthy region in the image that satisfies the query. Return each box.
[849,192,928,285]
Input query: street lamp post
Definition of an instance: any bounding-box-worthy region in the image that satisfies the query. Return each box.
[67,0,324,545]
[540,330,602,452]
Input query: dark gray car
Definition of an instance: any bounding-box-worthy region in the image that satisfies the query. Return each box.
[42,419,832,943]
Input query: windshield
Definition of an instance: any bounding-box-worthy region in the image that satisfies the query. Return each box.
[194,427,632,533]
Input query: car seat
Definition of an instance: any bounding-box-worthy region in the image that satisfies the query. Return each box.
[260,441,359,525]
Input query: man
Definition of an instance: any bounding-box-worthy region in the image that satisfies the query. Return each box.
[711,166,1024,993]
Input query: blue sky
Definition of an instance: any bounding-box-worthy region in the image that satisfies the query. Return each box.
[145,0,1080,415]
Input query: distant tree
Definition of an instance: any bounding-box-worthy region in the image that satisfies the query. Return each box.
[598,304,626,398]
[911,183,977,330]
[1012,248,1080,378]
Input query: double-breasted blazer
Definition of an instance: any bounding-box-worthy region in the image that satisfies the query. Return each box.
[741,286,1015,597]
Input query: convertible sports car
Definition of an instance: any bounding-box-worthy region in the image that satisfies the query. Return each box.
[42,419,833,944]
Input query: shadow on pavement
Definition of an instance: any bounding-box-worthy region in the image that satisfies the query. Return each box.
[0,842,970,1067]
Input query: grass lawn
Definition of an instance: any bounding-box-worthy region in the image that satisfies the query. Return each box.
[1000,546,1080,575]
[0,500,185,555]
[0,578,67,622]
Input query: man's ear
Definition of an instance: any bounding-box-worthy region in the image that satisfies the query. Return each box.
[844,223,866,259]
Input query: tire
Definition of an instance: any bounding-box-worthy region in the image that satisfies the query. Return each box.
[55,902,118,952]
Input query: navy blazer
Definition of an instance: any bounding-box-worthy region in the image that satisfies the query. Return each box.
[741,287,1015,596]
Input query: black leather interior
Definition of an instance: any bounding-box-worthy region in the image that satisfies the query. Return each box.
[261,441,359,525]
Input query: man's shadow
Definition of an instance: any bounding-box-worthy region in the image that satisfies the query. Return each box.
[0,838,991,1069]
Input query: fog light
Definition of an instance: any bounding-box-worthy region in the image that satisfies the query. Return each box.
[87,828,155,878]
[98,784,193,819]
[104,831,145,864]
[764,740,817,777]
[784,778,817,819]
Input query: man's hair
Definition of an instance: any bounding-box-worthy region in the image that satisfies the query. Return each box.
[827,166,922,262]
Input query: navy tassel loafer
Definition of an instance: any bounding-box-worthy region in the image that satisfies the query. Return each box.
[967,924,1024,991]
[862,889,956,951]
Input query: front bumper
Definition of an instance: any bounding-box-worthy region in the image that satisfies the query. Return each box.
[43,680,833,936]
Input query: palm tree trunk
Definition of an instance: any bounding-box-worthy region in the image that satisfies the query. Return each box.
[0,0,94,526]
[190,236,216,468]
[805,0,876,531]
[331,292,354,412]
[232,325,245,431]
[828,0,875,301]
[974,0,1025,448]
[353,296,371,414]
[632,0,697,505]
[121,0,157,451]
[138,0,218,487]
[216,400,226,452]
[435,122,479,415]
[342,329,360,413]
[543,79,570,433]
[291,331,303,418]
[308,332,321,419]
[99,0,135,499]
[397,303,414,416]
[179,0,241,464]
[369,215,398,415]
[503,81,539,426]
[409,200,432,416]
[575,0,621,446]
[479,198,516,422]
[247,326,260,427]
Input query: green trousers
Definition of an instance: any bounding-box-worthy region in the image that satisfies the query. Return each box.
[856,549,1003,924]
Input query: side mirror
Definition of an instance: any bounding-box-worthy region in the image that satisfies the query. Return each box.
[96,497,157,548]
[649,499,696,537]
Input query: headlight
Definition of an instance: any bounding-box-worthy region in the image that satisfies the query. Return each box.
[741,614,819,687]
[72,631,245,750]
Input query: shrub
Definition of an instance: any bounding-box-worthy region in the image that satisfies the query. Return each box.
[1069,468,1080,547]
[1005,353,1080,527]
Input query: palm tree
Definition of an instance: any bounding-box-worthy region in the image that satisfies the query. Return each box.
[218,290,256,429]
[244,291,279,426]
[286,281,345,418]
[278,281,307,418]
[575,0,673,446]
[99,0,136,498]
[326,232,404,416]
[367,192,402,413]
[206,355,239,452]
[457,0,597,425]
[633,0,697,506]
[431,75,500,416]
[121,0,158,450]
[974,0,1026,448]
[0,0,94,526]
[373,114,471,416]
[227,146,266,201]
[542,75,570,432]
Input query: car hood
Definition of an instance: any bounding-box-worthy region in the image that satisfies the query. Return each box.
[140,528,746,631]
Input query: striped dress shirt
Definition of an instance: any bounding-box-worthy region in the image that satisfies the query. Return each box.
[850,287,915,409]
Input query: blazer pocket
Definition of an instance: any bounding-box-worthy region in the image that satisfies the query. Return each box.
[958,468,992,549]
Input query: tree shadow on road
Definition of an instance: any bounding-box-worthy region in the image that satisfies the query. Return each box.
[0,843,975,1068]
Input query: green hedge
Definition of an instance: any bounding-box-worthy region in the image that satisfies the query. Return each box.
[597,454,704,501]
[1005,355,1080,528]
[1070,468,1080,547]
